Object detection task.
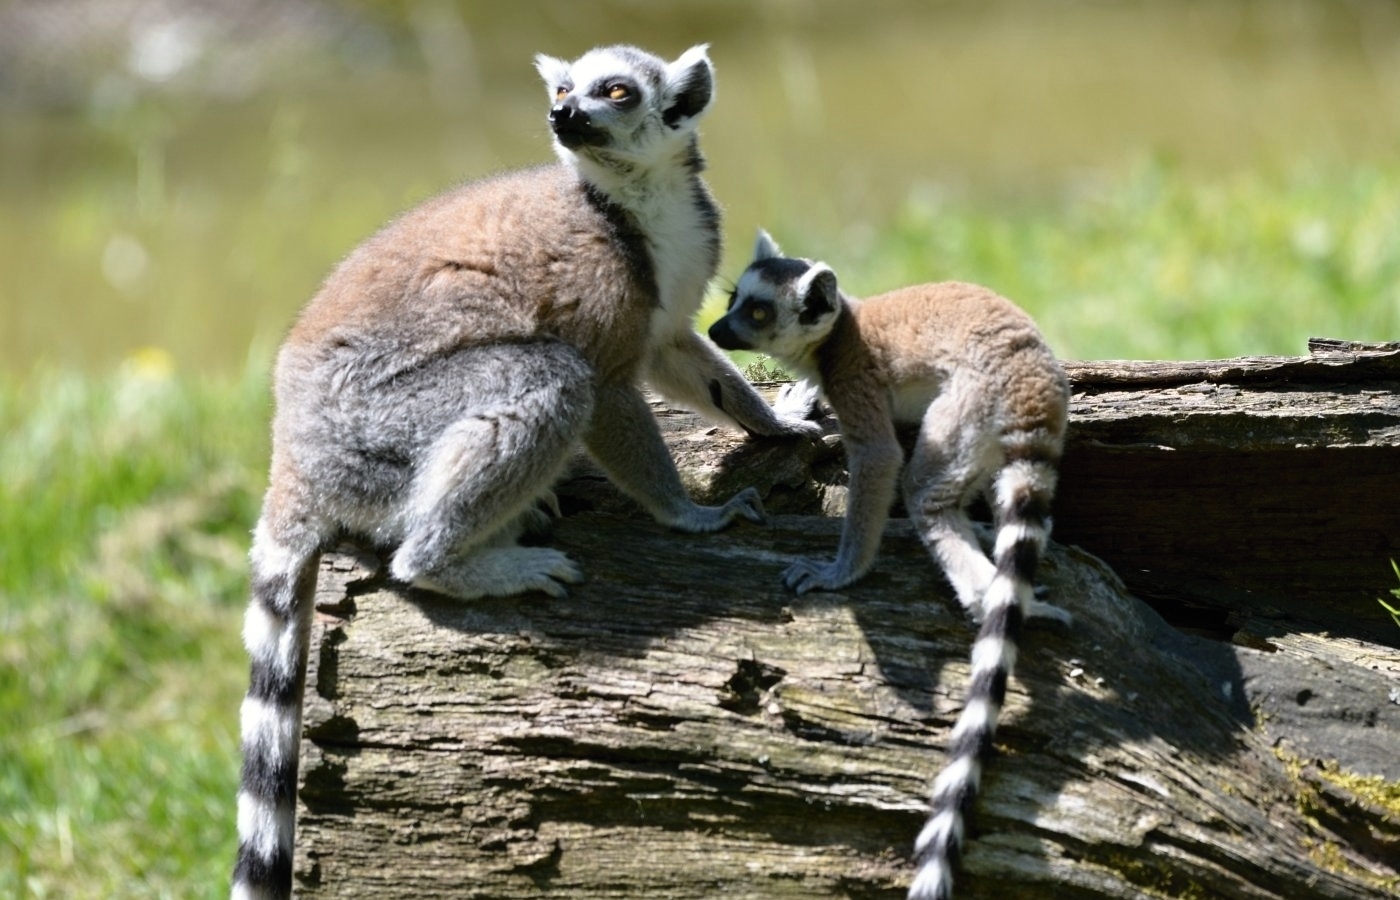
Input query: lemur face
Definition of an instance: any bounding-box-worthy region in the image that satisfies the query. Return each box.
[709,230,841,364]
[535,45,714,164]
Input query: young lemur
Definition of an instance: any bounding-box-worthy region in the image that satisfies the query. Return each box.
[233,47,818,900]
[709,231,1072,900]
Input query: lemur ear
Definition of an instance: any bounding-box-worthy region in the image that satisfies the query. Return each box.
[752,228,782,262]
[796,263,838,325]
[534,54,570,95]
[663,44,715,128]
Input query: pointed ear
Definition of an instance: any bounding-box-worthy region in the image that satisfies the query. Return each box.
[534,54,570,94]
[796,263,838,324]
[663,44,715,128]
[752,229,782,262]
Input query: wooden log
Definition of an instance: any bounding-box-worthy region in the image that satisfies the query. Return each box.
[293,341,1400,898]
[1054,338,1400,644]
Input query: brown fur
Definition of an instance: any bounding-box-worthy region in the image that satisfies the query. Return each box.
[285,166,652,387]
[824,281,1068,439]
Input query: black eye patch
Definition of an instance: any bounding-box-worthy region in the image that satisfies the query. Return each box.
[591,77,641,108]
[744,300,775,325]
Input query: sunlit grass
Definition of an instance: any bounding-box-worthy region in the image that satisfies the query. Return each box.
[0,357,267,899]
[722,158,1400,361]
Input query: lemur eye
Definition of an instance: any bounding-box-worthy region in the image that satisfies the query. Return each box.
[747,303,772,323]
[555,86,569,101]
[608,84,631,102]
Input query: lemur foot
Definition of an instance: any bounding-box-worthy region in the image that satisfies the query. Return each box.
[404,546,583,601]
[666,487,767,533]
[781,557,858,596]
[1027,585,1073,626]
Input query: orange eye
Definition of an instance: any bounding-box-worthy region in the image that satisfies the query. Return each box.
[555,87,569,100]
[608,84,630,101]
[750,307,768,322]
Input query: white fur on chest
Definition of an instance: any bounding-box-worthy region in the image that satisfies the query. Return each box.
[588,166,712,343]
[572,150,715,346]
[636,184,714,342]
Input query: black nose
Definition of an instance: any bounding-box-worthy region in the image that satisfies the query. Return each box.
[708,317,747,351]
[549,102,582,126]
[548,98,600,149]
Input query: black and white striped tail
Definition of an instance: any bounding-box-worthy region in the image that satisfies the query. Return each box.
[233,523,320,900]
[908,458,1054,900]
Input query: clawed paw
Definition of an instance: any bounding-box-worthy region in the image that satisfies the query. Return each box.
[725,486,767,526]
[407,546,583,601]
[1026,594,1073,627]
[963,584,1073,627]
[781,558,853,595]
[667,487,767,533]
[519,548,584,598]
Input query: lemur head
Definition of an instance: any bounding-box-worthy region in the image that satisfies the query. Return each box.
[535,45,714,180]
[709,230,842,368]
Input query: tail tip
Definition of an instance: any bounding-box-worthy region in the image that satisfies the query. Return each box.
[907,859,954,900]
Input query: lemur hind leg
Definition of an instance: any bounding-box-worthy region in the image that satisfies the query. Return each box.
[969,513,1069,625]
[388,341,595,600]
[905,478,998,619]
[902,380,1001,618]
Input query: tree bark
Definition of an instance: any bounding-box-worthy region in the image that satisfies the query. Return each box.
[1054,337,1400,645]
[293,340,1400,898]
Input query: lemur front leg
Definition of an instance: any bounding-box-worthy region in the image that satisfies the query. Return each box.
[647,330,823,438]
[585,379,767,532]
[783,429,904,594]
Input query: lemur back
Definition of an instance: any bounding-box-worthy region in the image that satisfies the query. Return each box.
[234,48,818,900]
[709,231,1071,900]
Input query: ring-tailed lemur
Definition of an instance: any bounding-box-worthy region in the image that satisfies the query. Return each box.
[709,231,1072,900]
[233,47,819,900]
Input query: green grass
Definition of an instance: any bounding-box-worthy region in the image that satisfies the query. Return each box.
[3,158,1398,897]
[0,356,267,899]
[706,157,1400,375]
[1381,561,1400,630]
[714,157,1400,362]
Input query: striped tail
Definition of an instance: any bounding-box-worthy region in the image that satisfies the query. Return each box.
[233,519,321,900]
[908,457,1055,900]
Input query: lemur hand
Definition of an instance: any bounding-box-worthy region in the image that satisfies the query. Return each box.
[665,487,767,533]
[781,557,858,595]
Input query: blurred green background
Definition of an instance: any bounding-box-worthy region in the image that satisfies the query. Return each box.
[3,1,1399,897]
[5,0,1400,372]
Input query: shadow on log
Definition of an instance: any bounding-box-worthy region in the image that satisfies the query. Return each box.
[295,340,1400,898]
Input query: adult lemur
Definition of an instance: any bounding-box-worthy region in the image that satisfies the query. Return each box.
[710,231,1072,900]
[233,46,817,900]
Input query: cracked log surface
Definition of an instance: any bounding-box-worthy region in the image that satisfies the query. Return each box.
[295,341,1400,898]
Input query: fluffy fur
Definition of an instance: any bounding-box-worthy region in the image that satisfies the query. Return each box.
[710,230,1072,900]
[232,47,817,900]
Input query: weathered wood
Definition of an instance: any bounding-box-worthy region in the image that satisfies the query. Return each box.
[651,339,1400,644]
[296,524,1399,898]
[1055,339,1400,645]
[1062,337,1400,389]
[294,342,1400,898]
